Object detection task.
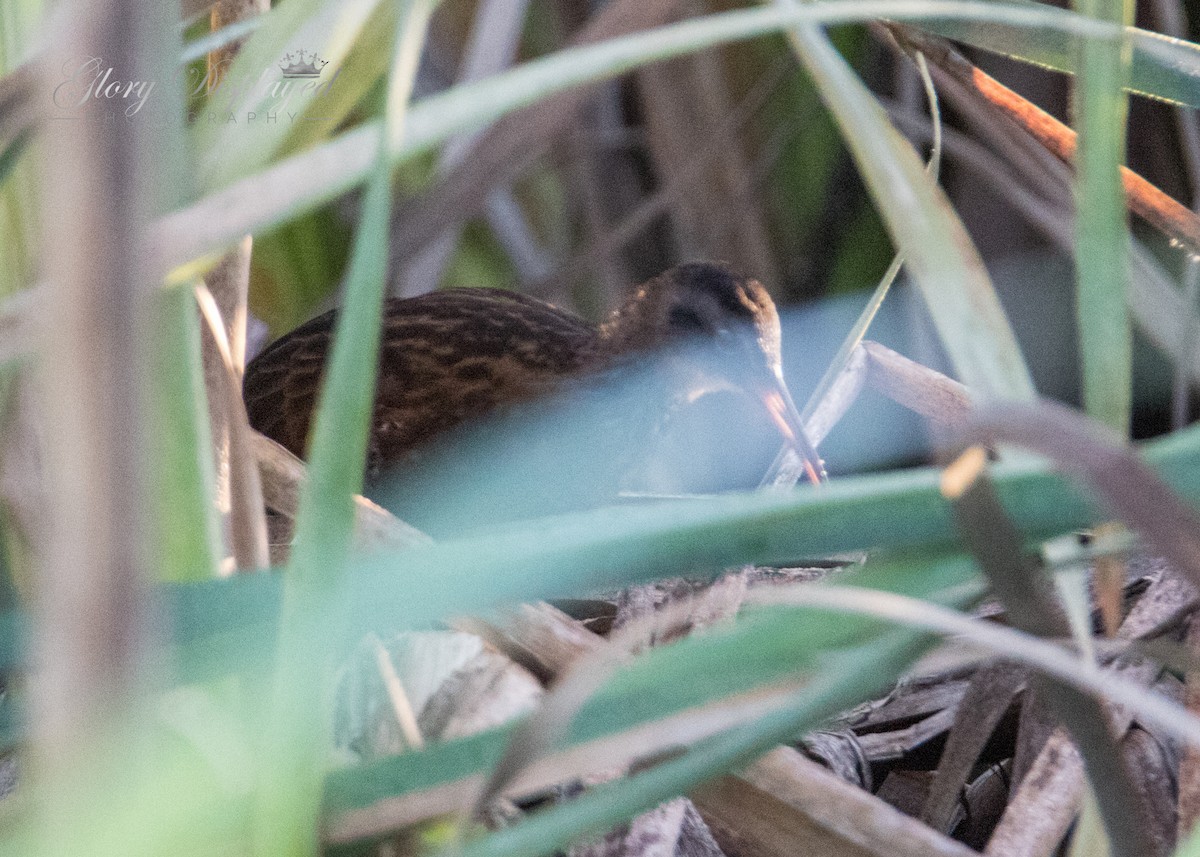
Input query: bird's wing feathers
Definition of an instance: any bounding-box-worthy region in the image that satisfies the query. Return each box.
[243,288,599,466]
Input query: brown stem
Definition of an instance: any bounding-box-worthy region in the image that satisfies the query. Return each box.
[883,22,1200,256]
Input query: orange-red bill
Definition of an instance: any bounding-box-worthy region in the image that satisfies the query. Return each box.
[762,388,825,485]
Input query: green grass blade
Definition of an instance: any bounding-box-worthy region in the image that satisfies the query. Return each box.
[148,284,222,582]
[0,0,40,300]
[0,128,29,187]
[180,15,264,66]
[324,553,978,821]
[451,630,929,857]
[775,0,1034,400]
[146,3,219,585]
[5,422,1200,686]
[275,0,396,160]
[1072,0,1134,433]
[252,3,436,855]
[158,1,1168,271]
[166,421,1191,685]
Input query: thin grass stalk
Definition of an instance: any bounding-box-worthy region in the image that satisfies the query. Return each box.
[202,0,269,574]
[767,48,944,485]
[181,15,263,65]
[143,0,221,586]
[1072,0,1134,434]
[251,2,436,854]
[117,20,229,664]
[797,51,944,428]
[395,0,532,297]
[35,0,151,743]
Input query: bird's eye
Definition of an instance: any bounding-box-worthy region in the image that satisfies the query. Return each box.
[668,305,707,333]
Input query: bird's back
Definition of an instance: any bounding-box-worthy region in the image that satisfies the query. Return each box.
[243,288,600,471]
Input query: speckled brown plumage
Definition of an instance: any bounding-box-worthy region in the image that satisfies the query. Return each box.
[245,288,599,470]
[243,262,823,492]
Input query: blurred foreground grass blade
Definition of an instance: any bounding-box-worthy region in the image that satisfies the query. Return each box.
[148,284,222,582]
[252,3,436,856]
[0,0,39,300]
[158,1,1169,269]
[1072,0,1133,434]
[32,0,184,852]
[774,0,1034,400]
[0,128,29,186]
[323,554,979,828]
[149,0,220,585]
[275,0,397,161]
[450,631,929,857]
[917,1,1200,109]
[5,418,1200,684]
[944,450,1147,854]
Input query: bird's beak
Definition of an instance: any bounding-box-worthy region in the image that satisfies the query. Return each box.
[758,378,826,485]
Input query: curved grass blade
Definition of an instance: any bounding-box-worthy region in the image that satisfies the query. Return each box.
[159,0,1168,271]
[767,51,945,485]
[252,3,437,855]
[445,631,934,857]
[775,0,1034,400]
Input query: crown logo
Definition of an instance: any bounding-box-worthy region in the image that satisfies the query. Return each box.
[278,50,327,79]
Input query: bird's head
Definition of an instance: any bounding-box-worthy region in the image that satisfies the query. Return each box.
[602,261,826,485]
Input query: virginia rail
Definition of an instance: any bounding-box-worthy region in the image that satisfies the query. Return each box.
[243,262,823,533]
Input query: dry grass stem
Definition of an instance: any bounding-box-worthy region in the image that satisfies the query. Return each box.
[387,0,682,274]
[32,0,157,770]
[371,636,425,751]
[887,23,1200,255]
[470,586,750,818]
[695,746,977,857]
[195,282,269,571]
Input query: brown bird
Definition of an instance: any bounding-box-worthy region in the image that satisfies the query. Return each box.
[243,261,823,533]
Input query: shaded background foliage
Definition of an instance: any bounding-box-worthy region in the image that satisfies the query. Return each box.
[217,0,1195,483]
